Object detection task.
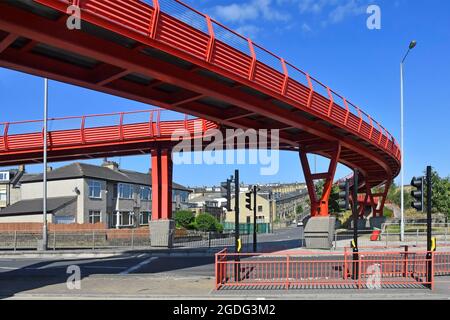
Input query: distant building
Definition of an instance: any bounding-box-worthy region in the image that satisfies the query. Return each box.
[0,161,191,228]
[0,166,24,211]
[188,193,227,222]
[224,192,272,233]
[223,182,308,231]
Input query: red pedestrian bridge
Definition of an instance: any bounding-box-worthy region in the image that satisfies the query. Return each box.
[0,0,401,219]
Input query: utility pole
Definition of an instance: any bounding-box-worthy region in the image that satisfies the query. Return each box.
[352,169,359,280]
[253,185,258,252]
[400,40,417,242]
[233,170,241,281]
[426,166,433,286]
[41,78,49,251]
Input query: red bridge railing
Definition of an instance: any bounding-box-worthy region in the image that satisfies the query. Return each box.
[215,249,439,290]
[50,0,400,163]
[0,109,217,152]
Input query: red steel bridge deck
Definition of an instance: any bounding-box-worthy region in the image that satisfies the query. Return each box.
[0,109,218,165]
[0,0,401,217]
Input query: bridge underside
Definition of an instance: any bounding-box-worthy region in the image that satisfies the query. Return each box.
[0,0,400,218]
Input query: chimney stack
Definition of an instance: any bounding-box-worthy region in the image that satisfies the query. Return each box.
[102,160,119,171]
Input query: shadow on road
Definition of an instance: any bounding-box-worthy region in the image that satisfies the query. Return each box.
[0,232,304,298]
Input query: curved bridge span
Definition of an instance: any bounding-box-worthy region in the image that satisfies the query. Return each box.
[0,0,400,218]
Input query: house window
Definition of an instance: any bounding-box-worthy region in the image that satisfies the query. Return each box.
[88,210,101,224]
[0,172,9,181]
[140,186,151,201]
[55,216,76,224]
[88,180,102,199]
[140,212,151,225]
[121,211,134,226]
[110,211,134,227]
[117,183,133,199]
[0,189,6,201]
[258,205,263,213]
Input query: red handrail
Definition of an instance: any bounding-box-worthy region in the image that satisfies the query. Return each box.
[138,0,399,160]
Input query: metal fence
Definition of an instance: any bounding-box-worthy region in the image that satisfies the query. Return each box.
[0,230,252,251]
[333,229,450,249]
[215,248,439,290]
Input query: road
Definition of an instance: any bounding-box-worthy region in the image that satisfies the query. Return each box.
[0,227,448,299]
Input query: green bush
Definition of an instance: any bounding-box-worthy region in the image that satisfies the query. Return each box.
[174,210,195,228]
[383,207,393,218]
[215,222,224,233]
[195,213,221,232]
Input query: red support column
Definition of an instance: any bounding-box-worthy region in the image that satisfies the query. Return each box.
[366,180,391,217]
[299,142,341,217]
[151,147,173,221]
[160,148,173,220]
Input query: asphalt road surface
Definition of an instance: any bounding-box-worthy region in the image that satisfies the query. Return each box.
[0,227,448,299]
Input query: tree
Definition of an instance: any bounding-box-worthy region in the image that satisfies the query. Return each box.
[195,213,222,232]
[296,204,304,214]
[425,169,450,217]
[174,210,195,228]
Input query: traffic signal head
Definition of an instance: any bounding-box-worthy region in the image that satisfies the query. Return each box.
[221,179,232,211]
[245,191,252,210]
[410,176,424,211]
[338,180,350,210]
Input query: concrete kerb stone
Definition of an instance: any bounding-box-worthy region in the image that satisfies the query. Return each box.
[0,248,222,259]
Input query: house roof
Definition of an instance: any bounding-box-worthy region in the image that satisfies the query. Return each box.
[19,162,190,191]
[0,196,77,216]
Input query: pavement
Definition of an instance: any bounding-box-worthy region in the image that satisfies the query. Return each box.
[0,227,449,300]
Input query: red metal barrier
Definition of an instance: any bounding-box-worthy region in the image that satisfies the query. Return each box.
[215,250,436,290]
[0,109,218,154]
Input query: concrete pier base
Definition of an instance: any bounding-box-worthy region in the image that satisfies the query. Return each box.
[304,216,336,249]
[350,219,367,230]
[149,220,175,248]
[369,216,387,230]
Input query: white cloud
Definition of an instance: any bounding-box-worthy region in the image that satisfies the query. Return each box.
[328,0,367,24]
[235,25,261,38]
[301,22,312,33]
[212,0,291,23]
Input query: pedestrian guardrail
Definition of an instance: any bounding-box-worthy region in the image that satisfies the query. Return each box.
[0,229,252,251]
[215,248,444,290]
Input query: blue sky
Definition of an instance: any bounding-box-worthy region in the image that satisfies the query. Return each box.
[1,0,449,187]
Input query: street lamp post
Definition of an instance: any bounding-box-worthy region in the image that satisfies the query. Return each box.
[400,40,417,242]
[42,78,49,251]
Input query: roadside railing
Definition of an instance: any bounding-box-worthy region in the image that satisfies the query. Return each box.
[333,229,450,249]
[0,229,251,251]
[215,248,436,290]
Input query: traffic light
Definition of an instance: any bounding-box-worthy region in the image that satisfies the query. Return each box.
[221,179,232,211]
[338,180,350,210]
[410,176,424,211]
[245,191,252,211]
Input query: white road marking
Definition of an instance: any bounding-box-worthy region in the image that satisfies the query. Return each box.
[119,257,158,275]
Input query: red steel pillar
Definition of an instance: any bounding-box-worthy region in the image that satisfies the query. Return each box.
[151,147,173,220]
[366,181,391,217]
[299,142,341,217]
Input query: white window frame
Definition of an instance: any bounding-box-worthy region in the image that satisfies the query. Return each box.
[140,186,151,201]
[140,211,151,225]
[0,189,7,201]
[117,183,133,200]
[120,211,134,226]
[88,180,102,199]
[88,210,101,224]
[0,172,9,181]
